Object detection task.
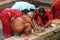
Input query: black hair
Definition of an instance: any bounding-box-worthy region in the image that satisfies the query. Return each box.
[39,8,45,13]
[22,9,30,14]
[30,9,35,12]
[30,8,36,13]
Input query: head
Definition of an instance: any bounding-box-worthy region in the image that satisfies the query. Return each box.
[30,9,35,12]
[26,9,35,19]
[22,9,35,19]
[27,11,34,19]
[38,8,45,16]
[22,9,30,15]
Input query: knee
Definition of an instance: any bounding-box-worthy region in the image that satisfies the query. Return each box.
[25,23,31,27]
[25,23,31,30]
[12,26,24,33]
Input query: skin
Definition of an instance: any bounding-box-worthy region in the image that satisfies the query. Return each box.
[45,20,52,27]
[11,12,39,35]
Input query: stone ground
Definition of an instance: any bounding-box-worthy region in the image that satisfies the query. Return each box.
[0,6,60,40]
[0,21,5,40]
[4,19,60,40]
[0,5,50,40]
[0,0,53,40]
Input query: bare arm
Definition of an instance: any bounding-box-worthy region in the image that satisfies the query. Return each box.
[21,15,39,30]
[30,20,35,29]
[45,20,52,27]
[29,19,40,31]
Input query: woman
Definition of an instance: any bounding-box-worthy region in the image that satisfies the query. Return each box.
[11,9,39,35]
[35,8,52,28]
[0,8,22,38]
[51,0,60,19]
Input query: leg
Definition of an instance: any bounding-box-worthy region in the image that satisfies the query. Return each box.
[11,24,25,34]
[11,17,26,34]
[24,23,32,35]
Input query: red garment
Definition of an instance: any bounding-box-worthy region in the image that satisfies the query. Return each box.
[35,9,52,26]
[0,9,22,37]
[51,0,60,19]
[0,0,4,2]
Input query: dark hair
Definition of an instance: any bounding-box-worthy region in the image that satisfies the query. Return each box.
[39,8,45,13]
[30,9,35,12]
[30,8,36,13]
[22,9,30,14]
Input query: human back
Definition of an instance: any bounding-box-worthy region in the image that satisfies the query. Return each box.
[11,12,33,34]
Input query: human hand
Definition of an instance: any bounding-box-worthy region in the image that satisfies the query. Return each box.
[34,27,40,31]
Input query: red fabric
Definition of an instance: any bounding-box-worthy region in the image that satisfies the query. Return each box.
[0,9,22,37]
[35,9,52,26]
[51,0,60,19]
[0,0,4,2]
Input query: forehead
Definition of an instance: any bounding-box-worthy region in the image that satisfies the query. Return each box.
[27,12,34,14]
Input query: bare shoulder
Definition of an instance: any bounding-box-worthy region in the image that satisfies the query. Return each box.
[21,15,31,22]
[21,15,31,20]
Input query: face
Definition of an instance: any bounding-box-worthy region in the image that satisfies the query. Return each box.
[39,13,44,16]
[27,12,34,19]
